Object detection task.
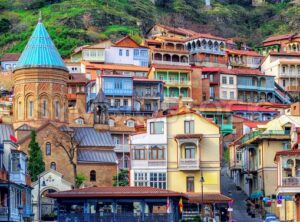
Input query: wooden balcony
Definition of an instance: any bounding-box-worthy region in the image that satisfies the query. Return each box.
[152,60,189,66]
[178,159,199,170]
[286,86,300,91]
[282,177,300,186]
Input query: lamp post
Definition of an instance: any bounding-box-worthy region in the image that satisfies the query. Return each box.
[116,160,119,187]
[200,175,205,220]
[38,175,47,221]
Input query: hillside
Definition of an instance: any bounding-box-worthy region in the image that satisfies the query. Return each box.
[0,0,300,57]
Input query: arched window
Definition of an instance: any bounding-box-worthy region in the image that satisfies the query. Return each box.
[45,142,51,156]
[54,100,60,119]
[27,97,34,118]
[108,119,115,127]
[126,120,135,127]
[75,118,84,125]
[50,162,56,170]
[18,100,22,120]
[90,170,96,182]
[42,99,47,117]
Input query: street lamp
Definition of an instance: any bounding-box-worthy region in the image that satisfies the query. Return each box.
[200,175,205,220]
[38,175,47,221]
[17,205,23,222]
[116,160,119,187]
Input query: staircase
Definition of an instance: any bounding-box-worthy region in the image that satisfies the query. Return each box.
[274,82,293,104]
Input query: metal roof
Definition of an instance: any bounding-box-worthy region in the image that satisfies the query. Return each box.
[73,127,114,147]
[14,21,67,72]
[77,150,117,163]
[0,124,14,144]
[15,124,33,131]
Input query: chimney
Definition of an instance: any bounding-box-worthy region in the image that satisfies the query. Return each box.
[291,102,300,116]
[75,92,87,114]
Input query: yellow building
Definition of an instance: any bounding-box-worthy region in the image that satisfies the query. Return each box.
[130,105,231,219]
[230,114,300,220]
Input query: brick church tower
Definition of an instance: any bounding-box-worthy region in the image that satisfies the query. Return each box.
[13,17,69,128]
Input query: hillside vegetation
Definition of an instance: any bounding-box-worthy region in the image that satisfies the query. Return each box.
[0,0,299,57]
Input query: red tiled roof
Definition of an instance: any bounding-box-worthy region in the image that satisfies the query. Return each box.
[275,149,300,161]
[263,33,300,43]
[187,33,227,41]
[231,105,278,112]
[151,64,192,71]
[155,36,187,43]
[0,53,20,62]
[151,24,197,37]
[226,49,262,57]
[201,67,263,76]
[244,121,266,128]
[68,73,88,83]
[47,186,185,198]
[151,47,189,54]
[187,193,232,203]
[114,36,146,48]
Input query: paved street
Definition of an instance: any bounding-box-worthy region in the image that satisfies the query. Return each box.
[221,167,263,222]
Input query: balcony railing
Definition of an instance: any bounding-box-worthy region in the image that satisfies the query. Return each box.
[131,159,167,168]
[114,144,130,153]
[282,177,300,186]
[164,80,191,85]
[148,160,167,167]
[178,159,199,170]
[152,60,189,66]
[134,91,161,98]
[241,130,289,144]
[286,86,300,91]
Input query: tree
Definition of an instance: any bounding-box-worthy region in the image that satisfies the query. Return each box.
[113,169,129,186]
[28,130,45,182]
[53,127,81,188]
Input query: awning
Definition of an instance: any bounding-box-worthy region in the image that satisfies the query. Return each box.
[250,191,263,199]
[186,193,232,204]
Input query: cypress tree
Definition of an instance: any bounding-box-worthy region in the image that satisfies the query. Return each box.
[27,130,45,182]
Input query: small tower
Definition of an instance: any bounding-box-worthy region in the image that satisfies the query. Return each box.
[13,16,69,128]
[93,90,109,125]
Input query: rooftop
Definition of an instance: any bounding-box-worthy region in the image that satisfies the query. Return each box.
[187,33,226,42]
[0,124,14,144]
[47,186,184,198]
[14,20,67,72]
[226,49,262,57]
[73,127,114,147]
[263,33,300,44]
[0,53,20,62]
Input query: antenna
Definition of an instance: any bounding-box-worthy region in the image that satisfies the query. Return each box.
[38,11,42,23]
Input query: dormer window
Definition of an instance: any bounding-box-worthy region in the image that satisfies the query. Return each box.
[75,118,84,125]
[11,153,20,173]
[127,120,135,127]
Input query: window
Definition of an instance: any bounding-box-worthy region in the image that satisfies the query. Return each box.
[42,100,47,117]
[134,49,139,56]
[283,79,286,87]
[150,172,166,189]
[186,177,194,192]
[114,99,121,107]
[134,172,148,186]
[230,91,234,99]
[18,101,22,120]
[126,50,129,56]
[222,76,227,84]
[90,170,96,182]
[134,148,145,160]
[119,49,123,56]
[55,101,60,118]
[140,50,147,57]
[222,91,227,99]
[185,144,196,159]
[123,99,128,107]
[149,145,165,160]
[28,101,33,118]
[150,121,164,134]
[236,151,242,162]
[114,81,123,89]
[282,66,286,74]
[50,162,56,170]
[108,119,115,127]
[45,142,51,156]
[184,120,194,134]
[75,118,84,125]
[127,120,135,127]
[11,154,20,173]
[229,77,234,85]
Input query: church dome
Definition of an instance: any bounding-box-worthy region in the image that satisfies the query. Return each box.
[14,19,68,72]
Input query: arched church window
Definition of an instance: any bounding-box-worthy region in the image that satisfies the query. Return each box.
[90,170,96,182]
[50,162,56,170]
[55,100,60,119]
[27,100,34,118]
[42,99,47,117]
[46,142,51,156]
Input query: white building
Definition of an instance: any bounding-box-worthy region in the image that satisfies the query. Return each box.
[130,117,167,189]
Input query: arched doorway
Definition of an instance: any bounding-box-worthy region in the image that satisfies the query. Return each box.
[41,188,58,221]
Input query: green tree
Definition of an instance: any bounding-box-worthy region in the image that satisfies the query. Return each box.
[113,169,129,186]
[28,130,45,182]
[75,172,86,188]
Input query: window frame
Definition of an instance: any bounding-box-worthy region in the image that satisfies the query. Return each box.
[186,176,195,192]
[150,121,164,134]
[184,120,194,134]
[45,142,51,156]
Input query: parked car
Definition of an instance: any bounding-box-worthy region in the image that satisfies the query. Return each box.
[264,215,280,222]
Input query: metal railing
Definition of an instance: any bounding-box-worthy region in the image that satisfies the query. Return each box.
[241,130,289,144]
[134,91,161,98]
[114,144,130,153]
[282,177,300,186]
[153,60,189,66]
